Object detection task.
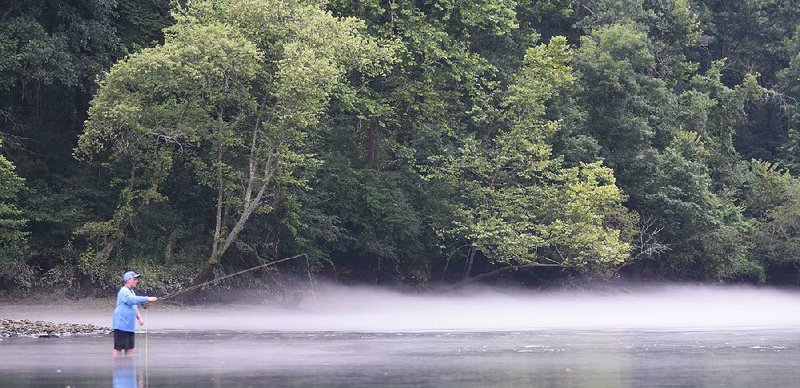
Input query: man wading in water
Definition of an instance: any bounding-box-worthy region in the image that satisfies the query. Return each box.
[112,271,158,357]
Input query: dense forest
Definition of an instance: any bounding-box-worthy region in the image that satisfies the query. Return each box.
[1,0,799,295]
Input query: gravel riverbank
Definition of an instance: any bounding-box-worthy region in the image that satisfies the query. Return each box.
[0,319,110,338]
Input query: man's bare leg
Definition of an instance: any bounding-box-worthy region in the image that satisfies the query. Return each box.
[125,348,134,356]
[113,349,122,357]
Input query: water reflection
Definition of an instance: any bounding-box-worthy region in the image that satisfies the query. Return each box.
[113,358,141,388]
[3,285,800,386]
[2,330,800,387]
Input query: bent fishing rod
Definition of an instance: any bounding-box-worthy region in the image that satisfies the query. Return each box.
[154,253,307,302]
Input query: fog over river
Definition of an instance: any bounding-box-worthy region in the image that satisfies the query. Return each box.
[2,284,800,387]
[4,284,800,331]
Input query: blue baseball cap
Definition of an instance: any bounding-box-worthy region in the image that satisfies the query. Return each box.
[122,271,141,282]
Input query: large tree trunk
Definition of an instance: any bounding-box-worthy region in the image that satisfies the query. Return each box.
[209,147,225,266]
[202,103,274,280]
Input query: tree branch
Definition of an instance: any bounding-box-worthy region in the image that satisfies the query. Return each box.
[443,262,564,291]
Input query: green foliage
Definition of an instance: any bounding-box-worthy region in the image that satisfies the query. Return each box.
[1,0,120,138]
[0,141,31,292]
[3,0,800,291]
[700,224,765,283]
[31,247,121,296]
[574,22,671,163]
[699,0,800,163]
[778,130,800,173]
[76,247,121,292]
[739,161,800,276]
[752,190,800,267]
[0,17,77,90]
[699,0,799,87]
[0,141,28,290]
[314,157,430,282]
[0,0,177,290]
[425,38,631,276]
[77,0,395,269]
[774,29,800,175]
[132,264,199,295]
[116,0,173,50]
[0,140,27,263]
[739,160,794,219]
[639,132,719,239]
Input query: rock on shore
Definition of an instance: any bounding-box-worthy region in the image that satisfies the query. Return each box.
[0,319,110,338]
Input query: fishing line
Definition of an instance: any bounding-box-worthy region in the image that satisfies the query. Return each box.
[161,254,307,301]
[144,305,149,387]
[140,253,306,374]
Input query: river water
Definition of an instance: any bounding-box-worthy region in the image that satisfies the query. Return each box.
[2,285,800,387]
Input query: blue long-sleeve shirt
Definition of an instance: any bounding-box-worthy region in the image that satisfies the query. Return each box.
[112,286,150,332]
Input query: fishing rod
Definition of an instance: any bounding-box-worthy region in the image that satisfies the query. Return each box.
[158,253,307,302]
[139,253,307,371]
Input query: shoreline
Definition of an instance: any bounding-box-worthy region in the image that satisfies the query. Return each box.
[0,318,110,338]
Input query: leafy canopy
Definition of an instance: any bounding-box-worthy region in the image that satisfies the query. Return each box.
[425,37,631,272]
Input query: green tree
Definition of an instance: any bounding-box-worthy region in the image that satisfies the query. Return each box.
[0,139,32,289]
[425,38,631,283]
[569,7,770,281]
[0,140,27,255]
[776,28,800,174]
[0,0,180,283]
[316,0,578,282]
[699,0,798,87]
[699,0,800,163]
[752,189,800,283]
[740,161,800,283]
[76,22,262,261]
[77,0,394,273]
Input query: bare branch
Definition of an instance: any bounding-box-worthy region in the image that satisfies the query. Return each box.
[621,215,670,268]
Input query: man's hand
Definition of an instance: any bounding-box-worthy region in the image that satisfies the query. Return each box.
[148,297,158,302]
[137,317,144,326]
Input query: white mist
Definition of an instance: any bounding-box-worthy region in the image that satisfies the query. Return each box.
[4,284,799,332]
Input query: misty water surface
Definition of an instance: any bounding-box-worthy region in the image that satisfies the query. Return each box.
[2,285,800,387]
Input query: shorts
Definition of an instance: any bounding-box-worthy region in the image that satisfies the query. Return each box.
[113,329,135,350]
